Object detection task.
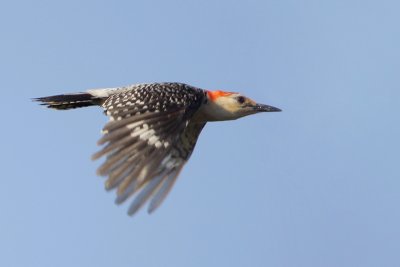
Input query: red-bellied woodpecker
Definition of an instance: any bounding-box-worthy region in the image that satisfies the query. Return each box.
[35,82,281,215]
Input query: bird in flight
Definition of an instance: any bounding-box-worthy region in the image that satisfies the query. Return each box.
[35,82,280,216]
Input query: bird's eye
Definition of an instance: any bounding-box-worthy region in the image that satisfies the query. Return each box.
[237,96,246,104]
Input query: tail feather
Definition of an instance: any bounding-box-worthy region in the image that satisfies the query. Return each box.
[34,93,104,110]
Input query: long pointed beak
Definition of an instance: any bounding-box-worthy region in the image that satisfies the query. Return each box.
[253,103,281,112]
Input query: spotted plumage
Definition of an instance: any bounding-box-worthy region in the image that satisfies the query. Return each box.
[35,82,280,216]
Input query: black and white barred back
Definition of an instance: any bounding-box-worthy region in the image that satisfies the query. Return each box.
[36,83,207,215]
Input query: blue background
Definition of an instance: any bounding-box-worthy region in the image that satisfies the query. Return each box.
[1,1,399,266]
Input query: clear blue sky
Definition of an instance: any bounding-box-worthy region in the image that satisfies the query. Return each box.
[1,1,399,266]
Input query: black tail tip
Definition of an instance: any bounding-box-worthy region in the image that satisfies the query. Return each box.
[33,93,99,110]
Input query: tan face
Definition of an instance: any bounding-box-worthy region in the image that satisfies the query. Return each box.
[200,90,281,122]
[201,91,257,121]
[214,93,257,116]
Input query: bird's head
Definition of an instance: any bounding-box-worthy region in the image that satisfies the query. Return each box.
[201,90,281,122]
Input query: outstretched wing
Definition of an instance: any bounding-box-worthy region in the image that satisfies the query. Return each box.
[92,83,206,215]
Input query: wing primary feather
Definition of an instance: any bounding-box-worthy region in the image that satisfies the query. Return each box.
[116,146,157,196]
[114,168,166,205]
[105,162,135,191]
[147,164,184,213]
[95,123,151,162]
[108,144,155,195]
[96,141,147,176]
[92,133,138,160]
[127,174,165,216]
[97,122,144,145]
[115,180,139,204]
[115,147,171,204]
[97,125,137,146]
[105,149,147,190]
